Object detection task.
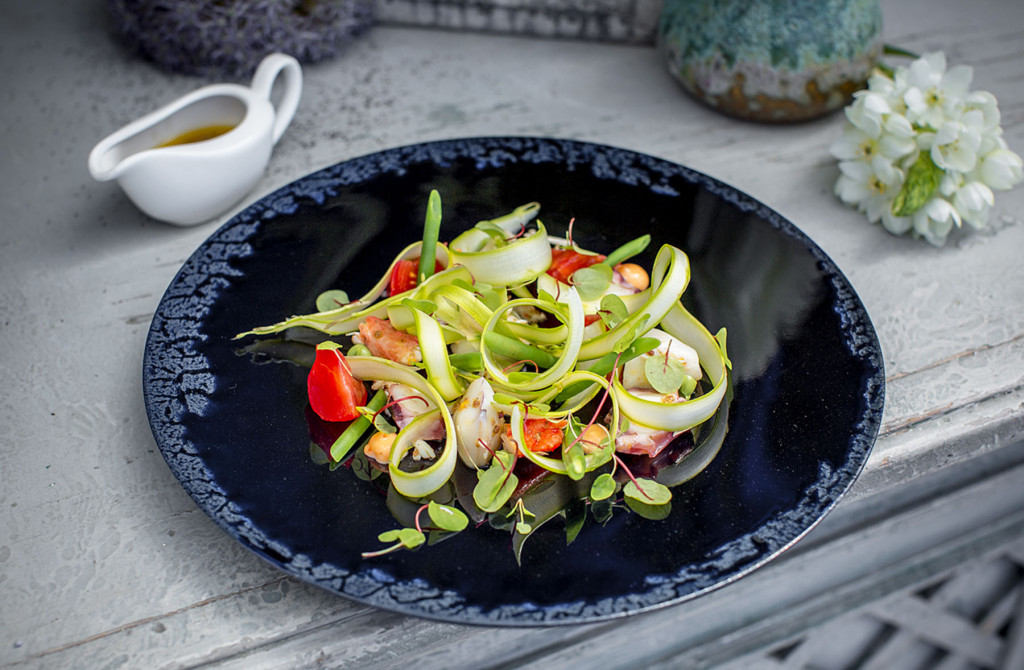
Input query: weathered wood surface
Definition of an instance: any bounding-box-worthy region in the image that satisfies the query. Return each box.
[1,0,1022,668]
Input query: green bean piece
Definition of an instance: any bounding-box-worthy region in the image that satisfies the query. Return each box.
[418,190,442,282]
[483,331,559,369]
[602,234,651,267]
[329,389,388,463]
[448,352,483,372]
[347,343,371,357]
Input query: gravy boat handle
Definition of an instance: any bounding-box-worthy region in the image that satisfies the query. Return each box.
[250,53,303,144]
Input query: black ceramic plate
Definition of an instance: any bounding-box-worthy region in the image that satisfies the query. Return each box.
[143,136,884,626]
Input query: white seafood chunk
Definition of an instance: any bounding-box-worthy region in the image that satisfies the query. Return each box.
[372,381,444,440]
[453,377,504,468]
[621,328,701,391]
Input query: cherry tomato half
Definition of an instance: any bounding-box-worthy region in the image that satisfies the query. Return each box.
[546,248,606,284]
[388,257,445,296]
[307,344,367,422]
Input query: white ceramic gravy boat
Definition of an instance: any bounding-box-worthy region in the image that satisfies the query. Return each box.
[89,53,302,226]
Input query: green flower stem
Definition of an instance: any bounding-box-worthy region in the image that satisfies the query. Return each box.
[883,44,919,59]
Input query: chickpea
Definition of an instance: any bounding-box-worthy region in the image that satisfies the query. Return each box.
[579,423,610,454]
[364,431,397,465]
[615,262,650,291]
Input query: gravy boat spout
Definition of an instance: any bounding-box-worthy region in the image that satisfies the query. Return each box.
[88,53,302,226]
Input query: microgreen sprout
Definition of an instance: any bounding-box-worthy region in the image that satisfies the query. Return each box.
[361,500,468,558]
[612,453,672,506]
[473,450,519,513]
[315,289,350,312]
[597,294,629,330]
[571,263,613,301]
[590,473,617,500]
[644,342,694,396]
[508,498,536,535]
[502,359,541,375]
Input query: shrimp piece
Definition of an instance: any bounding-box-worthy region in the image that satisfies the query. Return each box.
[364,432,396,465]
[501,418,566,457]
[453,377,504,467]
[358,316,422,365]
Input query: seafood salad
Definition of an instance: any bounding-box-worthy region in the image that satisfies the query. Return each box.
[237,192,730,558]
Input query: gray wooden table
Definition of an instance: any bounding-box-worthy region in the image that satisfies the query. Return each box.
[2,0,1023,668]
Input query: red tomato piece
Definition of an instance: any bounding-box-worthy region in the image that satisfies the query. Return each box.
[388,257,445,296]
[546,248,606,284]
[504,418,566,456]
[307,345,367,422]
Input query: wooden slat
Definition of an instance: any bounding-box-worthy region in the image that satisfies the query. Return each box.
[868,596,1002,667]
[1000,582,1024,670]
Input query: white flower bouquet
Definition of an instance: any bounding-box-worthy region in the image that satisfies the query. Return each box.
[831,52,1022,246]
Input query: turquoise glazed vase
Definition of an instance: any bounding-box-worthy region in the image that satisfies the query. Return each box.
[658,0,883,122]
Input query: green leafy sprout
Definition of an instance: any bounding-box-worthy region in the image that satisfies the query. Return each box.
[361,500,469,558]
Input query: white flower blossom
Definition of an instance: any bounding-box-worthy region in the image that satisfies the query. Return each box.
[966,91,1001,133]
[931,114,983,173]
[844,90,891,137]
[830,124,915,163]
[953,181,994,229]
[832,51,1023,245]
[903,52,973,127]
[835,156,904,225]
[912,197,961,247]
[978,148,1024,190]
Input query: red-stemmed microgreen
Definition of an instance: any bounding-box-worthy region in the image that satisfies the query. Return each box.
[377,393,428,418]
[315,289,350,312]
[596,294,629,330]
[473,448,519,513]
[360,393,428,434]
[612,453,672,505]
[571,263,613,301]
[426,500,469,532]
[644,340,695,396]
[506,223,528,241]
[502,359,540,375]
[361,500,468,558]
[473,449,519,512]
